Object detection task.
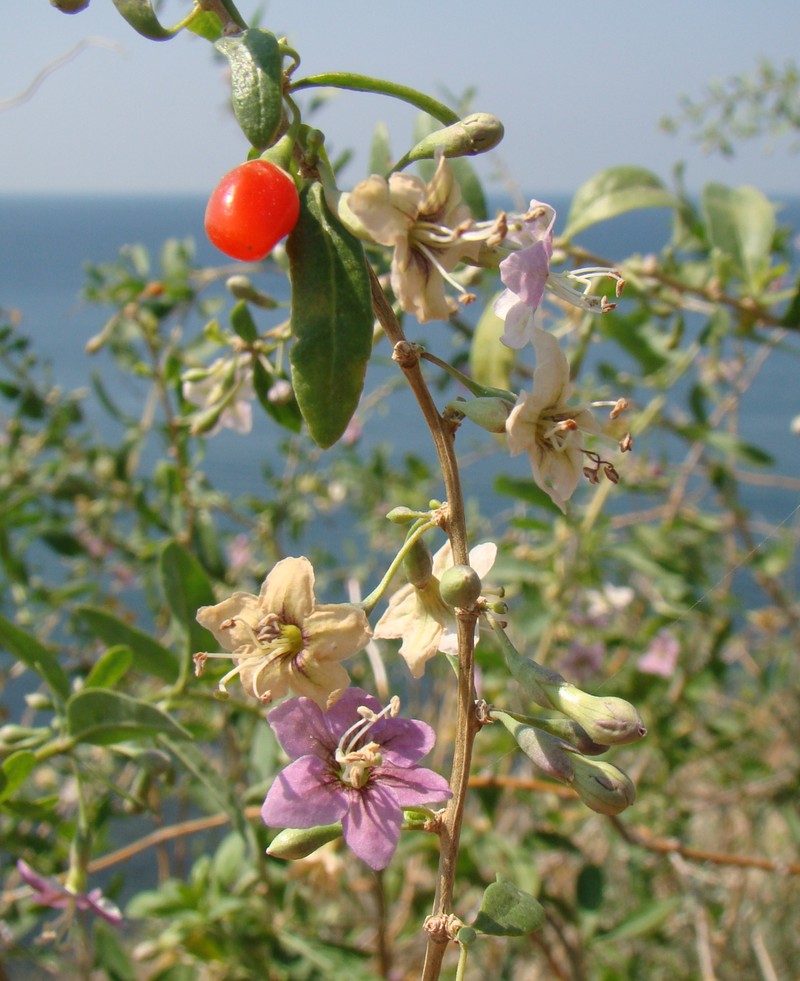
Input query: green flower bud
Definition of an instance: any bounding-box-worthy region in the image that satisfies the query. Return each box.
[540,684,647,747]
[570,756,636,815]
[403,537,433,588]
[403,113,505,164]
[493,711,575,785]
[446,396,513,434]
[226,275,278,309]
[24,692,53,711]
[386,506,423,525]
[439,564,482,609]
[457,925,478,947]
[527,716,610,756]
[266,824,342,860]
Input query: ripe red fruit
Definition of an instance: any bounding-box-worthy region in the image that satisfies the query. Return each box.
[204,160,300,261]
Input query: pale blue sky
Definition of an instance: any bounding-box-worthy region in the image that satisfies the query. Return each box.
[2,1,799,197]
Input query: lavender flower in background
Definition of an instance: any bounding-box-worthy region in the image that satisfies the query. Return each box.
[638,629,680,677]
[261,688,452,871]
[16,860,122,926]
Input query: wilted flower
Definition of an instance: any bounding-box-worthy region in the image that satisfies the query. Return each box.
[344,153,499,322]
[374,541,497,677]
[195,557,372,707]
[261,688,452,870]
[16,860,122,926]
[182,354,255,435]
[494,201,623,349]
[505,328,602,512]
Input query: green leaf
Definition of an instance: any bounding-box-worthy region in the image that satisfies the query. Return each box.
[159,541,218,658]
[75,606,179,684]
[369,121,392,176]
[215,29,284,151]
[593,896,682,944]
[563,166,676,239]
[94,918,136,981]
[0,750,37,803]
[229,300,259,344]
[577,864,605,911]
[111,0,176,40]
[185,11,224,42]
[0,613,70,703]
[84,645,134,690]
[495,474,561,513]
[287,182,374,448]
[469,295,515,391]
[67,689,191,745]
[471,876,546,936]
[251,357,303,432]
[701,182,775,291]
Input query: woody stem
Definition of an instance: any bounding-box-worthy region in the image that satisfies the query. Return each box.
[367,267,477,981]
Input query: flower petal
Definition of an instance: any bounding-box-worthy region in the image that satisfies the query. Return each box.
[371,716,435,766]
[376,763,452,808]
[341,781,403,871]
[304,604,372,663]
[266,697,333,760]
[260,556,315,625]
[196,590,263,652]
[261,756,349,829]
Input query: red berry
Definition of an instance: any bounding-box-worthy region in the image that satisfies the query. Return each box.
[204,160,300,261]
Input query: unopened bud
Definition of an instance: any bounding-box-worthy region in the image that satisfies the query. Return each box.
[266,824,342,860]
[570,756,636,815]
[439,564,482,609]
[457,925,478,947]
[24,693,53,711]
[541,683,646,747]
[226,275,277,309]
[446,396,513,434]
[403,537,434,588]
[403,113,505,164]
[386,506,422,525]
[493,711,575,785]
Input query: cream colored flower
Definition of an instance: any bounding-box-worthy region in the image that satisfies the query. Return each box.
[505,329,601,513]
[345,154,491,323]
[194,557,371,707]
[374,541,496,678]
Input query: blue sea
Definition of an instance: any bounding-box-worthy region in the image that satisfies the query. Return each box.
[1,191,799,528]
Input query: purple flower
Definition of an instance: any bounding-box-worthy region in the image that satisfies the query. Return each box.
[493,202,556,349]
[494,201,624,349]
[16,860,122,925]
[261,688,452,871]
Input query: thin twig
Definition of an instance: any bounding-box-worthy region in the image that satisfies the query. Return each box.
[0,39,123,112]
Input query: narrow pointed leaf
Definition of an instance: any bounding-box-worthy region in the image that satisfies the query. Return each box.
[159,542,217,657]
[67,689,191,745]
[75,606,179,683]
[470,294,515,391]
[0,613,70,703]
[111,0,176,40]
[0,750,37,803]
[84,645,134,690]
[287,182,374,448]
[564,166,676,238]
